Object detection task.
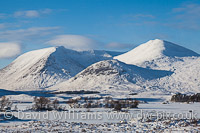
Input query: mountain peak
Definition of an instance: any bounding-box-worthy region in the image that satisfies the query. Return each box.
[114,39,199,65]
[141,39,199,57]
[148,38,163,43]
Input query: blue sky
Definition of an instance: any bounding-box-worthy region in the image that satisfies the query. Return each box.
[0,0,200,68]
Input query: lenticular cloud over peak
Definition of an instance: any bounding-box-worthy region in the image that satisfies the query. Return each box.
[47,35,101,51]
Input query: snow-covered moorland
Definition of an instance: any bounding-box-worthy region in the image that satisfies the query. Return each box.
[0,119,199,132]
[0,98,200,132]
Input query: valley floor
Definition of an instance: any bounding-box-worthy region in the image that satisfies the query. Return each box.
[0,119,199,132]
[0,99,200,132]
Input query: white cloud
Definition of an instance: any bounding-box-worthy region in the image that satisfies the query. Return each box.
[125,14,155,19]
[14,10,39,18]
[0,23,7,29]
[0,27,59,42]
[13,9,52,18]
[41,9,52,14]
[122,14,156,27]
[0,42,21,59]
[172,4,200,16]
[47,35,101,50]
[170,4,200,30]
[25,10,40,18]
[0,13,6,19]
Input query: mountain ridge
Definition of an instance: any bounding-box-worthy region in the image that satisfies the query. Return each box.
[52,59,173,95]
[0,46,123,91]
[51,39,200,96]
[0,39,199,96]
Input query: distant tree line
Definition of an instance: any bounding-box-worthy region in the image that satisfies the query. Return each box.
[51,90,100,94]
[32,97,61,111]
[1,95,139,112]
[171,93,200,103]
[104,97,139,111]
[67,96,139,111]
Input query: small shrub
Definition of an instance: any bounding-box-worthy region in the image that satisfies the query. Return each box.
[114,101,122,111]
[33,97,51,111]
[0,96,12,111]
[52,99,59,110]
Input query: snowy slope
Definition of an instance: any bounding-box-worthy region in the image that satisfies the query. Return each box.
[144,57,200,93]
[0,46,122,91]
[114,39,199,70]
[52,60,172,95]
[52,39,200,96]
[113,39,200,94]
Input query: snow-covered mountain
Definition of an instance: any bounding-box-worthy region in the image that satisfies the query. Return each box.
[52,39,200,96]
[114,39,199,70]
[113,39,200,94]
[0,46,122,91]
[51,60,172,95]
[1,39,199,96]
